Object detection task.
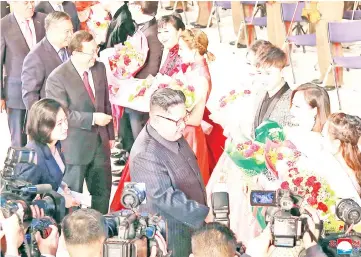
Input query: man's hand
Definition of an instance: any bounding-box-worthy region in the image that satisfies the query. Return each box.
[302,205,322,249]
[246,225,275,257]
[0,99,6,113]
[63,193,80,208]
[109,140,115,149]
[0,211,24,255]
[35,225,59,256]
[30,205,45,219]
[93,112,112,126]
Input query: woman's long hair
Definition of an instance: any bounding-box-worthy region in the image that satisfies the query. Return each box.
[328,113,361,186]
[291,83,331,132]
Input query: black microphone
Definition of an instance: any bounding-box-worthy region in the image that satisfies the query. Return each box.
[211,184,230,227]
[21,184,53,194]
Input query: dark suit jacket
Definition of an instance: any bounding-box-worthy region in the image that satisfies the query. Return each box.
[1,2,10,19]
[22,37,64,110]
[45,60,115,165]
[15,140,64,190]
[130,124,209,257]
[0,12,46,109]
[35,1,80,32]
[135,18,163,79]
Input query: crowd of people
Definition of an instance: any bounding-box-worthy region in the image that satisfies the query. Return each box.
[1,1,361,257]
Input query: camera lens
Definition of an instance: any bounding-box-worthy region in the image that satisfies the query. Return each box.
[336,199,361,225]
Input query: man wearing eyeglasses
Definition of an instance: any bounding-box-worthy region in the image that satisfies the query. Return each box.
[130,88,209,257]
[1,1,46,147]
[45,31,114,214]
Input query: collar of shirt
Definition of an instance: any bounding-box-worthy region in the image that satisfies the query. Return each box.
[50,2,63,11]
[147,124,179,154]
[71,59,90,78]
[13,11,32,24]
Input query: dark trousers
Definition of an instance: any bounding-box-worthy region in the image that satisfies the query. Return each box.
[118,108,148,152]
[7,108,27,147]
[62,136,112,214]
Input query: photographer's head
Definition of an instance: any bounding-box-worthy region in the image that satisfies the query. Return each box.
[27,98,68,145]
[149,88,188,142]
[190,222,237,257]
[62,208,107,257]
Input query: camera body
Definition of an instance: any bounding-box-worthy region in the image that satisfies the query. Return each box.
[336,198,361,226]
[103,183,167,257]
[250,190,307,248]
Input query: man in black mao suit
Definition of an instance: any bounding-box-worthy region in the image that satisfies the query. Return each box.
[35,1,80,32]
[130,88,209,257]
[46,31,114,214]
[0,2,46,147]
[22,11,73,110]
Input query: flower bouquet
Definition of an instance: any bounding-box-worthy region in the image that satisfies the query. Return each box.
[86,7,111,44]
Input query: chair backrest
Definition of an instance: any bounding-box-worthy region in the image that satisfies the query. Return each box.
[328,20,361,43]
[281,2,305,22]
[240,1,266,5]
[215,1,231,9]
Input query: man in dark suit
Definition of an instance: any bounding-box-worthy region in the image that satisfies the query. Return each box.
[22,11,73,110]
[35,1,80,32]
[0,2,46,147]
[130,88,209,257]
[46,31,114,214]
[116,1,163,162]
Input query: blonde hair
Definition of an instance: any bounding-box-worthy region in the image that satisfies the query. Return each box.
[180,29,215,62]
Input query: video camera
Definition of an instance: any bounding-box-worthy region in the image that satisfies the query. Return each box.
[250,189,308,248]
[1,147,66,257]
[103,182,169,257]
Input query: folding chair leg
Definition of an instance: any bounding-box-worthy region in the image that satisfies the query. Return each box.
[207,2,215,29]
[288,45,296,84]
[236,22,244,49]
[215,6,222,43]
[322,65,333,88]
[331,65,342,110]
[181,1,188,25]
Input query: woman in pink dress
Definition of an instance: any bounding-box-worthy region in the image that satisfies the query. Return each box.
[110,14,185,212]
[177,28,216,185]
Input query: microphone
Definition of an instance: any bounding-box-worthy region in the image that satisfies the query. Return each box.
[21,184,53,194]
[211,183,230,227]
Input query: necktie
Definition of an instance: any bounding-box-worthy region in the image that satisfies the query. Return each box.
[24,20,34,49]
[58,48,68,62]
[83,71,95,105]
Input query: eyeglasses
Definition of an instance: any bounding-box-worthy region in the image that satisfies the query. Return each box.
[80,47,100,56]
[157,111,190,127]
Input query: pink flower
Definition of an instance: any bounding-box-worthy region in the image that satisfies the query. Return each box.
[230,90,236,95]
[292,177,303,187]
[220,101,226,108]
[289,168,299,174]
[114,54,120,60]
[219,96,226,102]
[175,79,183,86]
[188,85,195,92]
[124,55,131,66]
[96,21,101,26]
[250,144,260,151]
[305,176,317,187]
[137,88,146,96]
[244,150,253,158]
[307,196,318,206]
[277,153,283,160]
[244,89,251,94]
[317,202,328,212]
[281,181,289,190]
[158,83,168,89]
[245,141,252,146]
[312,182,321,193]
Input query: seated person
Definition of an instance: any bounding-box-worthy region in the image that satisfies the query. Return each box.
[15,98,78,208]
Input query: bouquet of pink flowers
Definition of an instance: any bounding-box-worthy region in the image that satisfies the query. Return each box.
[218,89,252,108]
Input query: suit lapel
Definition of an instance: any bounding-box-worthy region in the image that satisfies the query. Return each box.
[90,63,103,110]
[33,13,45,43]
[43,38,63,64]
[9,13,30,52]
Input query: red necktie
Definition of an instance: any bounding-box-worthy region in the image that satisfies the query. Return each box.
[83,71,95,105]
[24,20,34,49]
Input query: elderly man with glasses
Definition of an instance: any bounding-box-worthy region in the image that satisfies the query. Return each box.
[129,88,210,257]
[45,31,114,214]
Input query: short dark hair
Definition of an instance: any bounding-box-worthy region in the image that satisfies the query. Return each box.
[150,88,185,112]
[68,31,93,55]
[192,222,237,257]
[256,45,287,69]
[134,1,158,16]
[45,11,71,31]
[26,98,66,145]
[62,209,108,246]
[158,14,185,30]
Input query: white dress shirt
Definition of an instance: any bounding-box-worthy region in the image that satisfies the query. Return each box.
[48,39,68,62]
[50,2,64,12]
[13,12,37,48]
